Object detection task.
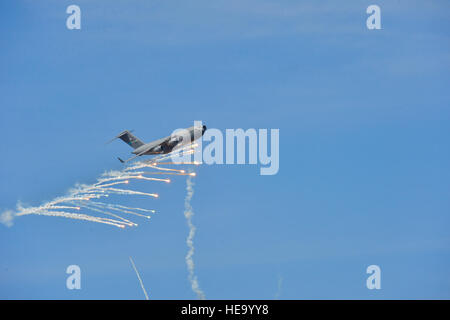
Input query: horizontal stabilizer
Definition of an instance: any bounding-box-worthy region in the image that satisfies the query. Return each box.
[108,130,145,150]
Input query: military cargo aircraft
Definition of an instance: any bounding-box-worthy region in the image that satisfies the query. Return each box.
[109,124,206,163]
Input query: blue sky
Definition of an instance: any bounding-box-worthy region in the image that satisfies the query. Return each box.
[0,0,449,299]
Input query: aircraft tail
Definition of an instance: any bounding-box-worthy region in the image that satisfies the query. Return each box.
[111,130,145,149]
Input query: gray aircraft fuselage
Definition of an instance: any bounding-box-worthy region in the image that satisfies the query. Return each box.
[132,125,206,155]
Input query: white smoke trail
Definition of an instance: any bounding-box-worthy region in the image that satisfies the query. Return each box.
[99,187,159,198]
[87,201,153,219]
[131,175,171,183]
[148,166,185,173]
[129,256,149,300]
[142,171,183,176]
[17,209,127,229]
[43,205,81,211]
[1,153,198,229]
[125,162,184,173]
[94,172,168,185]
[73,202,137,227]
[0,210,14,227]
[151,162,201,166]
[274,275,283,299]
[94,181,130,188]
[184,173,206,300]
[102,203,155,213]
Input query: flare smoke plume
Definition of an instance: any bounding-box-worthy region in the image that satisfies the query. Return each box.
[0,145,198,229]
[184,173,206,300]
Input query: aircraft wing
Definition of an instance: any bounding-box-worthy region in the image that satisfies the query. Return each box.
[116,133,185,164]
[118,147,151,163]
[117,136,173,163]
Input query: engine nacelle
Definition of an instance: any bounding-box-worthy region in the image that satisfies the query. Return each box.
[167,136,183,148]
[152,145,163,153]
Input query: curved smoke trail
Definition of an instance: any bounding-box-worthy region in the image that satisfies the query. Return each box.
[184,173,206,300]
[0,160,188,228]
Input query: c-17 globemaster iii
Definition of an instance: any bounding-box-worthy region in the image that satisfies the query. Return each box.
[109,124,207,163]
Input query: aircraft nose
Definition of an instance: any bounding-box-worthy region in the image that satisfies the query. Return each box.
[202,125,207,134]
